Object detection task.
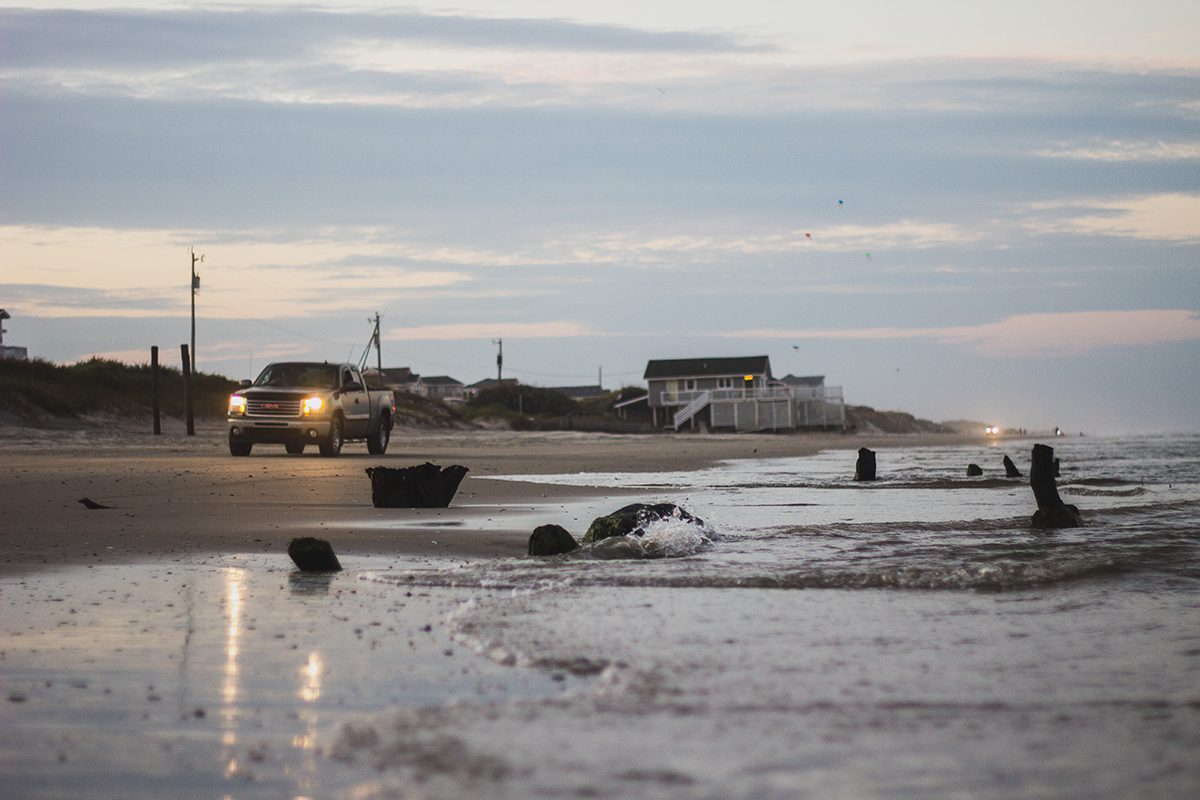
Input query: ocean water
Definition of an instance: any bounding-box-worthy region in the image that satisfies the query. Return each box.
[3,435,1197,799]
[349,434,1200,798]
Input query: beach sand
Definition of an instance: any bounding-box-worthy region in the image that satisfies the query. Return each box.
[0,420,983,574]
[1,421,1007,799]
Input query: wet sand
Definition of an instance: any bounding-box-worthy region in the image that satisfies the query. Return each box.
[1,420,1000,798]
[0,420,986,575]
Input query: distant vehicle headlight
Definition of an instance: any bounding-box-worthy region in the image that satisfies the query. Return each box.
[229,395,247,416]
[302,396,324,415]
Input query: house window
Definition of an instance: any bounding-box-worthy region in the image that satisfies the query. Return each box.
[717,377,734,389]
[684,379,697,391]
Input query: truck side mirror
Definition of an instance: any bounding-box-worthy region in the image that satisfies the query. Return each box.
[343,381,363,392]
[239,379,252,388]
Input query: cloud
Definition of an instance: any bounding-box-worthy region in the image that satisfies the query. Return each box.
[726,309,1200,357]
[0,8,753,70]
[1025,194,1200,242]
[0,283,181,318]
[386,321,595,341]
[1034,140,1200,162]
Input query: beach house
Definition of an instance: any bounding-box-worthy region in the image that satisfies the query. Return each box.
[644,355,845,432]
[416,375,466,403]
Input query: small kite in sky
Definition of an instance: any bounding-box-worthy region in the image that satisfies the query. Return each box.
[837,199,845,206]
[805,232,812,240]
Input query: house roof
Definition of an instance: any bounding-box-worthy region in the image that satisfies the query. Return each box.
[467,378,519,390]
[366,367,420,385]
[613,392,649,409]
[644,356,772,380]
[419,375,463,387]
[778,374,825,387]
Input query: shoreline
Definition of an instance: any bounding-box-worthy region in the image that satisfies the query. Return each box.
[0,421,1003,576]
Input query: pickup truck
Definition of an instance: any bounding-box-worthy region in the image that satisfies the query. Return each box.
[227,362,395,457]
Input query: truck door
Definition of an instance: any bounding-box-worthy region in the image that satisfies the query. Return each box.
[341,367,371,437]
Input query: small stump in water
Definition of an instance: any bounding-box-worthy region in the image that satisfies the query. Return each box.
[1003,455,1022,478]
[854,448,877,481]
[1030,444,1082,528]
[529,524,579,556]
[365,463,469,508]
[288,537,342,572]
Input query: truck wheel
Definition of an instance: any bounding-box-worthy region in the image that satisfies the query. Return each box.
[285,443,305,455]
[367,414,391,455]
[319,415,344,457]
[230,437,253,457]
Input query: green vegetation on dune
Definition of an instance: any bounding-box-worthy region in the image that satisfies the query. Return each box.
[0,358,240,423]
[462,383,652,432]
[844,405,953,434]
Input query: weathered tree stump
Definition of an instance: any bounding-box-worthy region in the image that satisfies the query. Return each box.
[582,503,703,545]
[1030,444,1082,528]
[854,448,877,481]
[1003,455,1022,478]
[529,524,579,556]
[966,463,983,476]
[288,537,342,572]
[365,463,469,508]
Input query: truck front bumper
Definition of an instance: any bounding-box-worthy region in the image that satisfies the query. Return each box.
[227,418,331,444]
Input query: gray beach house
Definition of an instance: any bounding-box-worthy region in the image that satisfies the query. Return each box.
[644,355,845,432]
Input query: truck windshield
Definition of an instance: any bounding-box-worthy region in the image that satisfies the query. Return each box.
[253,363,339,389]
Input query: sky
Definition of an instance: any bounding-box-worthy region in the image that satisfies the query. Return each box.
[1,1,1198,434]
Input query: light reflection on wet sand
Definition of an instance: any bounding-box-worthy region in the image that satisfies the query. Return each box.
[0,555,576,799]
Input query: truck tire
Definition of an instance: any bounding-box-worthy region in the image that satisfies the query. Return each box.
[367,413,391,455]
[229,437,253,457]
[319,415,344,457]
[285,443,305,455]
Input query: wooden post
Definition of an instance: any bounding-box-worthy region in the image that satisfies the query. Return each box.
[1002,454,1021,478]
[151,346,161,435]
[1030,444,1081,528]
[854,447,877,481]
[181,344,195,437]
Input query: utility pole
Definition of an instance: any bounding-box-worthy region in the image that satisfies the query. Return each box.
[493,338,503,382]
[190,246,204,373]
[371,312,382,372]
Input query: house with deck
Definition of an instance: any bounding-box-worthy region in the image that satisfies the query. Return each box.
[465,377,519,399]
[416,375,466,403]
[644,356,845,432]
[365,367,421,393]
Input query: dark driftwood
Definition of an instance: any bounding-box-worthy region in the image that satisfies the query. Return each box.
[1030,444,1082,528]
[1003,455,1022,478]
[529,524,579,556]
[288,537,342,572]
[365,463,469,508]
[966,463,983,476]
[854,448,877,481]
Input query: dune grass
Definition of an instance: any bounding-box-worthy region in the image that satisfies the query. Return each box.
[0,358,239,422]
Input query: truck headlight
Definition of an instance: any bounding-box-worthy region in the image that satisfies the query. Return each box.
[229,395,247,416]
[302,396,324,416]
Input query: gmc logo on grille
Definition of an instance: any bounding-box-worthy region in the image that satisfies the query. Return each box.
[264,403,280,409]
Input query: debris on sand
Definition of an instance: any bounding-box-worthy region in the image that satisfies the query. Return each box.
[78,497,113,510]
[287,537,342,572]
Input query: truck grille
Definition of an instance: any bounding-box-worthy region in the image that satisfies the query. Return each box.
[246,398,302,417]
